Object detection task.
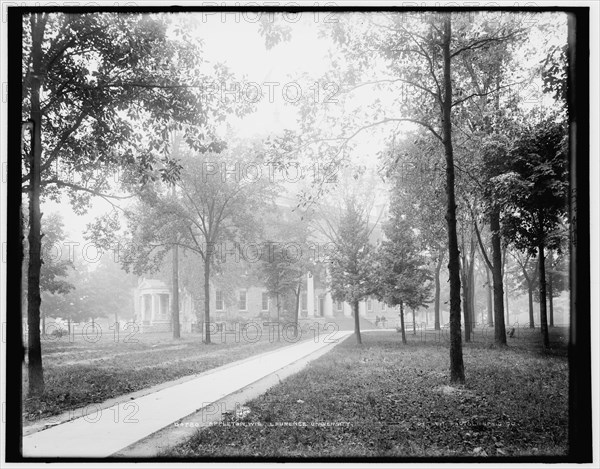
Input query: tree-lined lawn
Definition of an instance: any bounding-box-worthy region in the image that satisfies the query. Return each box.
[22,329,297,422]
[166,328,568,458]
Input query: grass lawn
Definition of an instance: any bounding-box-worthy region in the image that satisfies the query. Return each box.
[23,327,297,422]
[166,326,569,458]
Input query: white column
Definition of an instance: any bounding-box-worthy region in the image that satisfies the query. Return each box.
[307,273,315,317]
[344,302,351,317]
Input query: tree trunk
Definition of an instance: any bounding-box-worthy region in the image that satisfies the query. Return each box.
[502,244,509,325]
[171,244,180,339]
[399,301,406,344]
[412,309,416,335]
[528,282,535,328]
[352,300,362,345]
[490,209,507,345]
[434,249,444,330]
[485,263,493,327]
[468,236,476,330]
[442,17,465,383]
[548,270,555,327]
[460,260,471,343]
[68,317,71,336]
[203,254,211,344]
[27,13,46,396]
[538,240,550,348]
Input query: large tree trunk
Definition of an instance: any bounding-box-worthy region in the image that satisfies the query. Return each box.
[485,263,493,327]
[538,239,550,348]
[171,245,180,339]
[442,16,465,383]
[434,249,444,330]
[352,300,362,345]
[490,209,507,345]
[27,13,46,396]
[399,301,406,344]
[203,254,211,344]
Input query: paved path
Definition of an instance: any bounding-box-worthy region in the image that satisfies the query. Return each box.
[23,330,353,458]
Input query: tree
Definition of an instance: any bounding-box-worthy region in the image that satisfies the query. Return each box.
[546,249,569,327]
[258,202,314,338]
[458,222,476,342]
[372,192,432,345]
[327,195,376,345]
[498,116,569,348]
[472,135,512,345]
[381,129,448,331]
[121,142,273,344]
[510,250,539,328]
[22,12,243,395]
[259,241,304,341]
[295,12,528,382]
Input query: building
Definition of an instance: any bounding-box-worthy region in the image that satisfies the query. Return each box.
[134,278,195,333]
[134,270,397,334]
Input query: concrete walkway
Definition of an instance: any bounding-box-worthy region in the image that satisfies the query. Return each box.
[23,330,353,458]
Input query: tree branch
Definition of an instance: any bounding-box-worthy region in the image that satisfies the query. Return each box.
[452,81,523,108]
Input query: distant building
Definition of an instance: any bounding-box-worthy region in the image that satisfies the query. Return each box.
[134,278,195,333]
[134,271,395,334]
[133,188,394,333]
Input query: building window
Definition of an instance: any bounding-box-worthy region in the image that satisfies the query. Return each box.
[301,292,307,310]
[381,303,386,312]
[215,290,224,311]
[239,290,247,311]
[262,292,269,311]
[367,299,373,311]
[337,301,343,312]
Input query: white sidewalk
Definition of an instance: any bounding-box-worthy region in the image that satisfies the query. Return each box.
[23,330,352,458]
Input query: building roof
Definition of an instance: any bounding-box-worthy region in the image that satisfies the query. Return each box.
[138,278,169,291]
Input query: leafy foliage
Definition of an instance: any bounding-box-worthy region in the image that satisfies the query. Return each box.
[22,212,74,296]
[22,12,251,205]
[496,116,569,255]
[372,201,432,311]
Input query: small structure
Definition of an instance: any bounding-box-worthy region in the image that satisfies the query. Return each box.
[134,278,195,333]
